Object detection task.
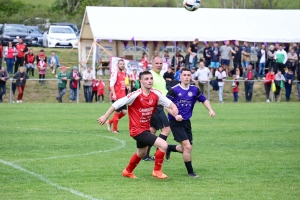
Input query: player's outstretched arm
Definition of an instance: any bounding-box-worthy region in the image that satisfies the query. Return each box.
[97,106,115,126]
[203,100,215,118]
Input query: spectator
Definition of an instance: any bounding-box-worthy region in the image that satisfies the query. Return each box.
[82,66,95,103]
[0,67,9,103]
[274,71,286,102]
[141,52,149,68]
[284,69,294,102]
[48,51,60,75]
[69,66,81,103]
[142,66,147,72]
[264,69,276,103]
[287,48,298,75]
[241,41,251,73]
[150,51,159,61]
[37,55,47,84]
[297,70,300,101]
[0,43,2,68]
[220,40,236,76]
[13,67,29,103]
[232,74,239,102]
[97,75,105,103]
[130,69,139,92]
[215,66,226,103]
[163,67,174,90]
[257,44,267,79]
[275,43,280,51]
[184,49,190,69]
[174,66,184,81]
[14,38,28,73]
[274,44,287,74]
[171,50,185,69]
[4,42,17,74]
[243,64,258,102]
[36,49,47,65]
[56,66,68,103]
[162,50,171,66]
[25,48,35,76]
[203,43,211,68]
[188,38,199,68]
[267,45,276,71]
[210,42,220,75]
[91,78,98,102]
[232,45,242,76]
[193,61,212,95]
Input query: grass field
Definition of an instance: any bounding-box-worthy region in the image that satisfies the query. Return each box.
[0,103,299,200]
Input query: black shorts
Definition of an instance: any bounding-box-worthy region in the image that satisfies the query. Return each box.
[150,105,170,130]
[133,130,158,148]
[112,100,127,112]
[169,120,193,145]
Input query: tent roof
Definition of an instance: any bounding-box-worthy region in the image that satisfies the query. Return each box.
[81,6,300,42]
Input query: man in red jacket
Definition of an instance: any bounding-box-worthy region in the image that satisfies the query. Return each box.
[14,38,28,73]
[0,43,3,68]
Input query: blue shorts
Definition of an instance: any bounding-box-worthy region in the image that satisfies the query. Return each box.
[242,61,250,68]
[221,59,230,66]
[210,62,220,68]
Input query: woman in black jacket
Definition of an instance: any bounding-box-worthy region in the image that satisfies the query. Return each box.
[13,67,29,103]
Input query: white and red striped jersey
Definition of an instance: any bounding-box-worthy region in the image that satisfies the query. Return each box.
[112,88,171,137]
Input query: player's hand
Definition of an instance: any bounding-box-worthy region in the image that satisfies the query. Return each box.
[97,115,108,126]
[209,110,215,118]
[175,115,183,121]
[112,94,116,100]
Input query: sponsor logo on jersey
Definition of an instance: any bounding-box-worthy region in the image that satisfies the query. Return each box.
[188,91,193,97]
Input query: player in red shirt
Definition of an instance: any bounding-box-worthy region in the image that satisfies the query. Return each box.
[105,59,127,133]
[98,71,179,179]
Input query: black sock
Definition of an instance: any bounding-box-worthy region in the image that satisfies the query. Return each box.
[184,161,194,174]
[168,145,178,153]
[144,146,152,158]
[102,95,104,101]
[159,134,168,141]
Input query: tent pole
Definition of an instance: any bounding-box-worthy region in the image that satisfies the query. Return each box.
[134,40,137,61]
[95,42,112,56]
[92,40,97,74]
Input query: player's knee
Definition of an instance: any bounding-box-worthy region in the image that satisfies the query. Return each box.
[182,143,192,153]
[122,110,127,115]
[158,141,168,152]
[137,151,147,158]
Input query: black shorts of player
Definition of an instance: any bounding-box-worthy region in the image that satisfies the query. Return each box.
[133,130,158,148]
[150,105,170,130]
[169,119,193,145]
[112,100,127,112]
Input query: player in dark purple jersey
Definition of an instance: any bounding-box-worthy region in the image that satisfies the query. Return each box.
[166,67,215,178]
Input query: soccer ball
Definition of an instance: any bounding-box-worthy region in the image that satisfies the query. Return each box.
[183,0,201,12]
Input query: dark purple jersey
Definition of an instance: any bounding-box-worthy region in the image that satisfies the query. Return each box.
[167,84,206,120]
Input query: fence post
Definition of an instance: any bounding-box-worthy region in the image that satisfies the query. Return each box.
[9,78,12,103]
[207,81,210,101]
[77,81,79,103]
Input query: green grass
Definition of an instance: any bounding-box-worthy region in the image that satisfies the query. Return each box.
[0,103,299,199]
[20,0,55,6]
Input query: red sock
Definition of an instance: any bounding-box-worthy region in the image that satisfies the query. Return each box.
[118,112,125,120]
[126,153,142,173]
[109,113,119,127]
[154,149,165,171]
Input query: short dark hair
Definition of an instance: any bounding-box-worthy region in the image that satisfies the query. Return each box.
[40,49,44,52]
[139,70,152,80]
[279,44,283,47]
[181,67,191,73]
[118,59,124,64]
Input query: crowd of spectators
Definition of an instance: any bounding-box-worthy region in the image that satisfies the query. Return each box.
[0,39,300,103]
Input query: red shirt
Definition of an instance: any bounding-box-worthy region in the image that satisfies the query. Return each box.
[92,80,98,92]
[112,89,171,137]
[264,73,275,85]
[6,47,16,58]
[232,81,239,92]
[247,71,253,80]
[110,70,126,100]
[97,81,105,94]
[15,43,27,58]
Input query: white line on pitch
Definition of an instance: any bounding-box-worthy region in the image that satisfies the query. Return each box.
[13,136,126,163]
[0,159,102,200]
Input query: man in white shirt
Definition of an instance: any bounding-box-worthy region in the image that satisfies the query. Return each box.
[162,50,171,66]
[257,44,267,79]
[82,66,96,102]
[193,61,212,95]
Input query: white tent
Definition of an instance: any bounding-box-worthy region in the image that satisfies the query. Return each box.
[79,7,300,70]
